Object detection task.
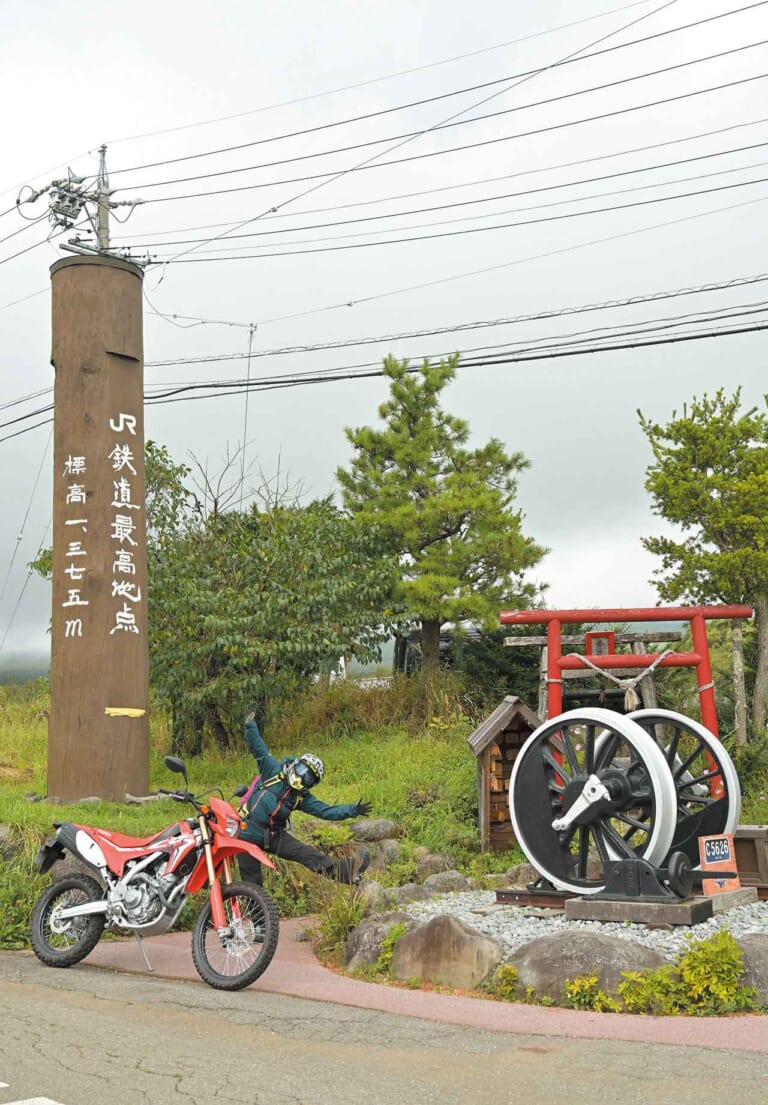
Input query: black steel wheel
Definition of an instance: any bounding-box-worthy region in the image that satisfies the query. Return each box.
[30,875,106,967]
[629,709,741,865]
[509,708,677,894]
[191,882,279,991]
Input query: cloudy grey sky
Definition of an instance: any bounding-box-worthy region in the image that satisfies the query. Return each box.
[1,0,767,657]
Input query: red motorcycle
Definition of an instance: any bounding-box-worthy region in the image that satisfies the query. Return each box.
[31,756,278,990]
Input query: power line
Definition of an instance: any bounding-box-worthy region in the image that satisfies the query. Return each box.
[111,3,767,179]
[252,191,768,324]
[0,288,48,313]
[0,513,52,654]
[160,1,679,267]
[144,272,768,367]
[126,145,768,249]
[140,321,768,407]
[117,115,768,245]
[153,174,768,263]
[131,72,768,208]
[3,319,767,447]
[0,429,52,605]
[143,303,768,399]
[99,1,670,147]
[119,38,768,193]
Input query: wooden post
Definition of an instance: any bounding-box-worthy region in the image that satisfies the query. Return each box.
[631,640,659,709]
[47,255,149,801]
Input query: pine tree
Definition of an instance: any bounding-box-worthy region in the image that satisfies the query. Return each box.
[337,355,546,675]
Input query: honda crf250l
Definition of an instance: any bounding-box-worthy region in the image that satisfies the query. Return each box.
[31,756,278,990]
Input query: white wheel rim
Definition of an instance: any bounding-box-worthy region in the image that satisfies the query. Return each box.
[628,708,741,836]
[510,707,678,895]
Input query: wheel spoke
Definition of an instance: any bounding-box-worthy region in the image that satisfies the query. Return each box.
[595,733,620,771]
[560,727,581,775]
[542,748,572,783]
[599,818,637,858]
[585,724,596,774]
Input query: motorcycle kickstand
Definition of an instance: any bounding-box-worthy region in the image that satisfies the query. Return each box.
[133,933,155,973]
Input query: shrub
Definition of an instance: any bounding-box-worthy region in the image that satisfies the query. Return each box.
[617,931,759,1016]
[563,975,621,1013]
[375,922,408,977]
[482,963,519,1002]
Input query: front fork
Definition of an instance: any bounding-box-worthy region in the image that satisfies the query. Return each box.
[198,816,241,933]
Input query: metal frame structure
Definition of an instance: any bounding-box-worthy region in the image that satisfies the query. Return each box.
[498,605,753,737]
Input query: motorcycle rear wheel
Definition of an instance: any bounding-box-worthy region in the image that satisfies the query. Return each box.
[30,875,106,967]
[191,881,279,991]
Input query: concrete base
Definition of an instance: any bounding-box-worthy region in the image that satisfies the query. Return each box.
[565,895,713,925]
[707,885,758,913]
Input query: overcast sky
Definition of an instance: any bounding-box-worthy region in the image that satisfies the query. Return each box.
[1,0,767,657]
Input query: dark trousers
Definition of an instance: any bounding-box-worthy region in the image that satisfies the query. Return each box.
[238,829,336,887]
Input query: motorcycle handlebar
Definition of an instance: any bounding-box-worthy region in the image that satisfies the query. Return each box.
[157,788,189,802]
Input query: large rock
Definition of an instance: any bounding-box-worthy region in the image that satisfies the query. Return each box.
[357,879,389,916]
[421,870,470,895]
[350,819,400,843]
[415,852,453,881]
[511,932,666,1002]
[343,911,416,972]
[503,863,541,887]
[369,838,401,872]
[737,935,768,1005]
[391,915,502,989]
[386,882,433,906]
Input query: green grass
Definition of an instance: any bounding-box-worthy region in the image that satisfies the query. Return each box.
[0,679,524,948]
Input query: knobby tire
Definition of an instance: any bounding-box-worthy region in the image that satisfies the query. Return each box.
[191,881,279,991]
[30,874,106,968]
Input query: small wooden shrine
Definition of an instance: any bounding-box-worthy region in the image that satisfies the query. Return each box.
[467,696,541,852]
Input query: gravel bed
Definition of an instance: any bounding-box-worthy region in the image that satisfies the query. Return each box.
[405,889,768,961]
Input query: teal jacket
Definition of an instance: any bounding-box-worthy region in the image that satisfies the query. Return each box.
[241,718,358,845]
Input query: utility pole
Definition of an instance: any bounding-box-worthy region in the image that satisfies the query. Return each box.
[95,144,110,251]
[33,150,151,801]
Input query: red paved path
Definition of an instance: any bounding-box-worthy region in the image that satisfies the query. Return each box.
[82,918,768,1053]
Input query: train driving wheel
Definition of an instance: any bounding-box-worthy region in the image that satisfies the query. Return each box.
[509,708,678,895]
[628,708,741,865]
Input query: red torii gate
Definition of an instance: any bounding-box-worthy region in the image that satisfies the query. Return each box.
[498,605,753,736]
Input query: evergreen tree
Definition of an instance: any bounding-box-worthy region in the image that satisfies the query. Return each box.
[337,355,546,675]
[639,389,768,738]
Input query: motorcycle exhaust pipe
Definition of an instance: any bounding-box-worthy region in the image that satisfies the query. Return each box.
[56,901,110,920]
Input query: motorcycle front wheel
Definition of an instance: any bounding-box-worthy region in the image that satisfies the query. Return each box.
[30,875,106,967]
[191,881,279,991]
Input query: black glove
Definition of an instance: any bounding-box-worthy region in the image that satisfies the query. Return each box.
[244,703,262,726]
[355,798,372,817]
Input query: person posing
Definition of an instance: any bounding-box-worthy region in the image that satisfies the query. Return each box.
[238,705,371,886]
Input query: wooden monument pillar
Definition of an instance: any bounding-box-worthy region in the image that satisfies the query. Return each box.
[48,255,149,801]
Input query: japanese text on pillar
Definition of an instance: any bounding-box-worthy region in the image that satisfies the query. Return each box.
[108,412,141,636]
[61,453,89,639]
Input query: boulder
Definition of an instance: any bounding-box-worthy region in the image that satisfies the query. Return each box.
[511,931,666,1002]
[737,934,768,1005]
[415,852,453,882]
[386,882,433,906]
[357,879,389,916]
[343,911,416,972]
[421,870,470,895]
[391,915,503,989]
[350,819,401,843]
[503,863,541,887]
[369,838,401,872]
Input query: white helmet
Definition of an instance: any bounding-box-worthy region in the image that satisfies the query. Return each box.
[286,753,324,791]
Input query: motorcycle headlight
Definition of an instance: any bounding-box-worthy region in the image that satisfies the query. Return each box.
[225,816,241,838]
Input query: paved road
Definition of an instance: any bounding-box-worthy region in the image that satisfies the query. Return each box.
[1,954,767,1105]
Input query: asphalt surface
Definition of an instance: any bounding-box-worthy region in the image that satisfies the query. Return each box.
[0,920,766,1105]
[1,951,768,1105]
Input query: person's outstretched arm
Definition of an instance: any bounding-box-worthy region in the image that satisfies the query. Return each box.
[243,706,281,778]
[300,794,371,821]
